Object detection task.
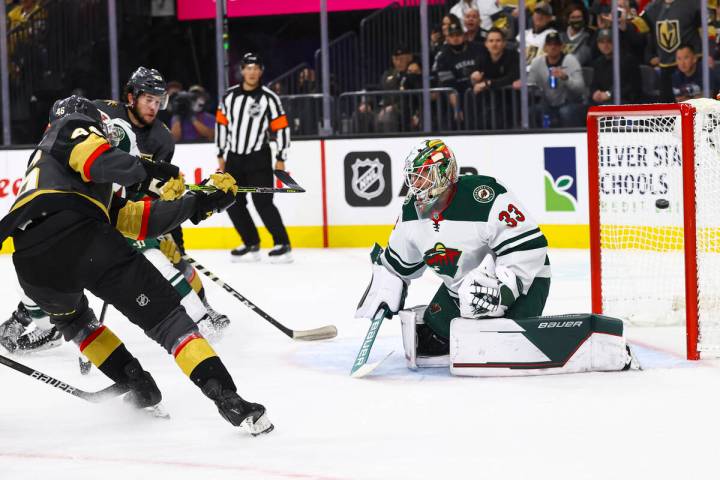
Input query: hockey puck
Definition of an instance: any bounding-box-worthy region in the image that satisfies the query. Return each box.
[655,198,670,209]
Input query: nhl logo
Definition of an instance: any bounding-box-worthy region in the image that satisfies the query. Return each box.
[136,294,150,307]
[351,158,385,201]
[344,151,392,207]
[248,101,262,118]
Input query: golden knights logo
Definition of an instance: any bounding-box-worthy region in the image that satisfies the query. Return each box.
[657,19,680,53]
[423,242,462,277]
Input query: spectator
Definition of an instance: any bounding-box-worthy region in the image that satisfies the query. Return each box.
[474,28,520,93]
[589,29,641,105]
[450,0,502,31]
[528,32,586,127]
[7,0,42,30]
[518,2,557,67]
[469,28,521,129]
[297,67,317,94]
[639,0,704,103]
[170,85,215,142]
[561,4,592,66]
[430,24,445,59]
[377,45,415,132]
[590,0,646,64]
[463,8,484,45]
[433,14,462,59]
[433,21,486,123]
[673,44,716,102]
[381,45,414,90]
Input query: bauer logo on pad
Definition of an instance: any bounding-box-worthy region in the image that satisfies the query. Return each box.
[543,147,577,212]
[344,152,392,207]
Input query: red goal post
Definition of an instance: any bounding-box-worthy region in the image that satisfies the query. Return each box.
[586,101,720,360]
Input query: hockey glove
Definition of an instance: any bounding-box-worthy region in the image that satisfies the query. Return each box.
[189,173,238,224]
[160,174,186,201]
[355,244,408,320]
[139,157,180,184]
[458,257,520,318]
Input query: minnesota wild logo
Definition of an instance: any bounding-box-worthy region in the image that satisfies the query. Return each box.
[423,242,462,277]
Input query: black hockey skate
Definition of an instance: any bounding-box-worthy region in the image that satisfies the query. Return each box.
[202,379,273,436]
[122,359,169,419]
[0,304,32,353]
[15,326,62,354]
[230,244,260,263]
[268,244,293,264]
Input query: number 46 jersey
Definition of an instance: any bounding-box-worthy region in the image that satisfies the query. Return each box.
[381,175,551,295]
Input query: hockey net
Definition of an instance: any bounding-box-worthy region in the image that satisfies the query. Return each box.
[587,99,720,359]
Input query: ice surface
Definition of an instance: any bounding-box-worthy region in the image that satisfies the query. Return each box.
[0,249,718,480]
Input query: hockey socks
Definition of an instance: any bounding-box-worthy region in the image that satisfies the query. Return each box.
[78,325,134,383]
[172,332,235,391]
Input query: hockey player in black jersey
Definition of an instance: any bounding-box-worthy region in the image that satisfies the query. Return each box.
[0,67,228,352]
[0,96,273,435]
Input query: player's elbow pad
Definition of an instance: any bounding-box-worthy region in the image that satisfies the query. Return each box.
[355,264,408,320]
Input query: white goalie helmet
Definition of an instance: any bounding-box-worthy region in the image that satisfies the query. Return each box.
[403,139,459,206]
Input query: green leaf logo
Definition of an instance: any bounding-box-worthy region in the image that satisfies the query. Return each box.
[545,172,576,211]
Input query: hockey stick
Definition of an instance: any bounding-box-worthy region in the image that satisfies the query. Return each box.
[0,353,128,403]
[182,255,337,341]
[350,305,392,378]
[272,169,303,190]
[79,302,109,375]
[187,184,305,194]
[187,170,305,194]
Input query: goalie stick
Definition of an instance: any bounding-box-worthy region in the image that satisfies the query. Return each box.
[0,353,128,403]
[182,255,337,341]
[187,170,305,194]
[350,305,393,378]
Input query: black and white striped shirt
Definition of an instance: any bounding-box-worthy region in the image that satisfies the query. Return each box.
[215,85,290,160]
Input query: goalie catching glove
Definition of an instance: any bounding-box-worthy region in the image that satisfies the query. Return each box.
[355,244,408,319]
[458,256,520,318]
[190,172,238,224]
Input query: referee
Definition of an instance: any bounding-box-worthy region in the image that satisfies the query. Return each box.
[216,52,292,263]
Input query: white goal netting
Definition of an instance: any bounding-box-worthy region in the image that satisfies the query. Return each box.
[594,99,720,356]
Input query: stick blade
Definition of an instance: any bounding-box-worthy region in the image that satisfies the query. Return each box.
[78,383,129,403]
[292,325,338,341]
[351,351,393,378]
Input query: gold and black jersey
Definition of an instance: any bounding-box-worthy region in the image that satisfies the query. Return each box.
[640,1,702,67]
[0,112,148,245]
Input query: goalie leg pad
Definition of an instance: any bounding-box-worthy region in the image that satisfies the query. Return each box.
[450,314,632,377]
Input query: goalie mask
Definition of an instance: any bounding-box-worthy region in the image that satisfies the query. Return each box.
[404,139,459,211]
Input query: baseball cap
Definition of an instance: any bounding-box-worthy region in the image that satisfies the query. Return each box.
[447,23,464,35]
[393,44,411,56]
[544,31,563,45]
[534,2,553,16]
[596,28,612,41]
[241,52,263,69]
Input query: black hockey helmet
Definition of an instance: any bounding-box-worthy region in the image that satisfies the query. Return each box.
[240,52,263,69]
[125,66,168,109]
[49,95,110,135]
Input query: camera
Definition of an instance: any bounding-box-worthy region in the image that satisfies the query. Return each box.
[171,91,193,119]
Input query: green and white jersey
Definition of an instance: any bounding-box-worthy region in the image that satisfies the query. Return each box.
[107,117,140,156]
[382,175,550,295]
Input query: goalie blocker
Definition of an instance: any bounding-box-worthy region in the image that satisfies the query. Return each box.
[400,308,638,376]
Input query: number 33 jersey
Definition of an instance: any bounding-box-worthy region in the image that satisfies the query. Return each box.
[381,175,551,295]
